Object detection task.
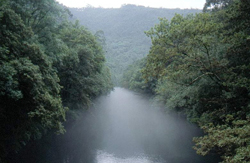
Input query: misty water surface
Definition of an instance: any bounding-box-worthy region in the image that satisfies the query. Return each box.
[82,87,218,163]
[16,87,220,163]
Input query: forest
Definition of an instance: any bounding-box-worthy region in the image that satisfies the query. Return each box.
[69,5,200,85]
[122,0,250,162]
[0,0,113,162]
[0,0,250,162]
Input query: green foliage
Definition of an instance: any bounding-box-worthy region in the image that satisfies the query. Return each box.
[137,0,250,161]
[121,58,154,94]
[192,1,250,161]
[56,21,113,109]
[203,0,234,12]
[143,13,231,119]
[0,1,113,162]
[193,118,250,162]
[0,7,66,160]
[70,5,201,85]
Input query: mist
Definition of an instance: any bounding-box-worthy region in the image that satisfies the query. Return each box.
[15,87,219,163]
[65,87,218,163]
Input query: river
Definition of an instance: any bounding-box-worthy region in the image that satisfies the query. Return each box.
[15,87,220,163]
[85,87,218,163]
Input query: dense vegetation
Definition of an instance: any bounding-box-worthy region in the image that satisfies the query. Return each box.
[0,0,112,162]
[69,5,201,85]
[122,0,250,162]
[1,0,249,162]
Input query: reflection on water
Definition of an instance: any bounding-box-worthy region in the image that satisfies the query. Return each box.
[14,87,221,163]
[95,150,163,163]
[91,87,219,163]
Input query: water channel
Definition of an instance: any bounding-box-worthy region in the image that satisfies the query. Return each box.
[85,87,218,163]
[16,87,220,163]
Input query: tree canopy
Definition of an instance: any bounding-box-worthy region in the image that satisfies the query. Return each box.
[70,5,201,85]
[0,0,112,162]
[123,0,250,161]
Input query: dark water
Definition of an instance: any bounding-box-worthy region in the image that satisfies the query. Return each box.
[15,87,220,163]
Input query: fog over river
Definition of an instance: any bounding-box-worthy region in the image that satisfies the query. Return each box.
[85,87,218,163]
[16,87,220,163]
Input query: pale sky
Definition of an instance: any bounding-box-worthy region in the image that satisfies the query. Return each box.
[56,0,206,9]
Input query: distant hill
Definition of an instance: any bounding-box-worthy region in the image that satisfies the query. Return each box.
[69,5,201,85]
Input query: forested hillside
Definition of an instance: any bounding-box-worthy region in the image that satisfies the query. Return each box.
[0,0,112,162]
[122,0,250,162]
[70,5,201,85]
[2,0,250,162]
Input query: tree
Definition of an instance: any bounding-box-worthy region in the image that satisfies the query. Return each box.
[0,7,66,161]
[0,1,113,162]
[70,5,201,85]
[193,1,250,162]
[56,20,112,110]
[122,58,155,94]
[203,0,234,12]
[141,0,250,161]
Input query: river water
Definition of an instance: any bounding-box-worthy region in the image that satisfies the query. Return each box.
[87,87,218,163]
[15,87,220,163]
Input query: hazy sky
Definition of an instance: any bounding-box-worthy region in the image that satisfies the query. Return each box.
[56,0,206,9]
